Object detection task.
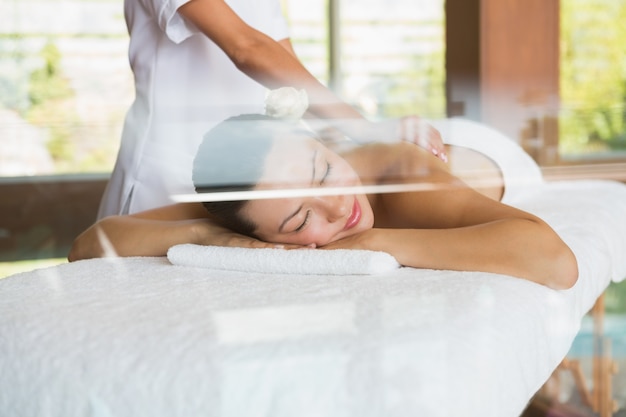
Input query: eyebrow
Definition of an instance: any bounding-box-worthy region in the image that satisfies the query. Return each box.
[311,150,318,184]
[322,161,330,183]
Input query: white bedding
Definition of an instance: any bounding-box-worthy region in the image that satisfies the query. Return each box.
[1,178,626,417]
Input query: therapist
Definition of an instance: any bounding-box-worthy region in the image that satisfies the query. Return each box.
[98,0,445,218]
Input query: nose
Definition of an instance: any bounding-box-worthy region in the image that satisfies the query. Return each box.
[318,195,348,222]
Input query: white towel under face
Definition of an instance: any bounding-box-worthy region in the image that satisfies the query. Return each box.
[167,244,400,275]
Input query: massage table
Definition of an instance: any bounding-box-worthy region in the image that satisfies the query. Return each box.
[1,119,626,417]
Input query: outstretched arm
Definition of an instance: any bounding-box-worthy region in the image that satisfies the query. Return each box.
[68,203,285,262]
[326,217,577,290]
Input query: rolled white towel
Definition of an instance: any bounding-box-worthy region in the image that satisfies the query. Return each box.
[167,244,400,275]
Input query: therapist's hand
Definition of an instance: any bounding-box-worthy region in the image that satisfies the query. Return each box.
[371,116,446,163]
[396,116,447,163]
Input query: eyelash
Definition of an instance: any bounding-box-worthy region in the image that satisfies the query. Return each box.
[296,210,311,232]
[295,162,332,233]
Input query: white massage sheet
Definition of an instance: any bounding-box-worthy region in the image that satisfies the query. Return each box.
[2,120,626,417]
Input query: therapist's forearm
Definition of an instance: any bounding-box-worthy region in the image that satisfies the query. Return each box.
[231,37,377,140]
[229,34,363,121]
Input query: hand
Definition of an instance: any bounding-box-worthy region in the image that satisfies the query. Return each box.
[334,117,447,163]
[397,116,447,163]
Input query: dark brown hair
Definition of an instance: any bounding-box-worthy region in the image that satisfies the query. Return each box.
[192,114,287,236]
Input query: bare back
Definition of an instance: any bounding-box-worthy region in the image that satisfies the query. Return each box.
[341,142,506,229]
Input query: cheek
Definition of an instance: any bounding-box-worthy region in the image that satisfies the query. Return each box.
[297,220,337,246]
[337,160,360,183]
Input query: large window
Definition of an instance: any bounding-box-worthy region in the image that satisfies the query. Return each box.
[2,0,625,180]
[1,0,446,179]
[0,0,132,177]
[559,0,626,160]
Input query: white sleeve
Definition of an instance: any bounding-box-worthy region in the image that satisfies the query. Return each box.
[157,0,199,43]
[142,0,290,44]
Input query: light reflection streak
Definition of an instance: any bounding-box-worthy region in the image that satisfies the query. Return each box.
[172,178,503,203]
[173,163,626,203]
[174,183,445,203]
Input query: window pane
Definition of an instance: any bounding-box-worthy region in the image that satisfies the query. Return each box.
[0,0,133,177]
[282,0,330,84]
[559,0,626,161]
[284,0,446,120]
[339,0,446,120]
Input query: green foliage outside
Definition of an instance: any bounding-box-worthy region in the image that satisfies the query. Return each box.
[606,279,626,314]
[560,0,626,155]
[26,42,79,167]
[373,50,446,120]
[0,259,66,280]
[0,40,80,169]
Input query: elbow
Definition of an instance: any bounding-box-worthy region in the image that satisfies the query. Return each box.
[68,231,89,262]
[518,218,579,290]
[557,248,579,290]
[67,220,111,262]
[544,242,579,290]
[229,38,263,73]
[228,33,279,79]
[67,242,82,263]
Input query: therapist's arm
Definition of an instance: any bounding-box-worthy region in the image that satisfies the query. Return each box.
[178,0,360,121]
[177,0,445,157]
[67,203,286,261]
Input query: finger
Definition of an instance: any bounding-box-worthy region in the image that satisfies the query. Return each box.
[425,125,447,163]
[400,117,448,163]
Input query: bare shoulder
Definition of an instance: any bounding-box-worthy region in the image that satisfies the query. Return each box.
[346,142,504,200]
[366,143,509,229]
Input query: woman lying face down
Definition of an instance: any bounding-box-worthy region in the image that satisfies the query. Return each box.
[70,114,579,290]
[192,114,375,248]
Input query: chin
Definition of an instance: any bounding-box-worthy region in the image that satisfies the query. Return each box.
[360,213,375,231]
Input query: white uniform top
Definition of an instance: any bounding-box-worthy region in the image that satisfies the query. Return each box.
[98,0,290,217]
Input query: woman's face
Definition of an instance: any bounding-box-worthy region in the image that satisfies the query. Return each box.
[242,135,375,247]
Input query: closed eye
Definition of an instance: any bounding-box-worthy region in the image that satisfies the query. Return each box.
[295,210,311,232]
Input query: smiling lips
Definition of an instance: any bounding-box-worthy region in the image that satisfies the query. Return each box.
[344,198,362,230]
